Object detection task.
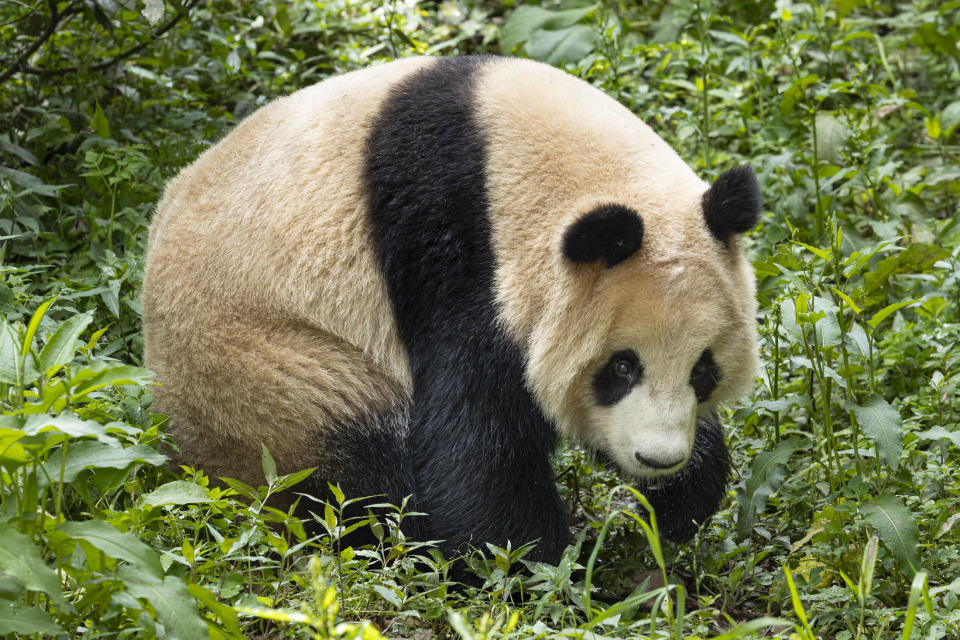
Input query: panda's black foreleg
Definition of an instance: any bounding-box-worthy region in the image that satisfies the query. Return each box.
[406,340,570,575]
[640,417,731,542]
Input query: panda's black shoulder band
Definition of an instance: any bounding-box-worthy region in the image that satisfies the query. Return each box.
[562,204,644,268]
[702,166,761,244]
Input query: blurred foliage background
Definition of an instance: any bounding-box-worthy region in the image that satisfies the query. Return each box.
[1,0,958,638]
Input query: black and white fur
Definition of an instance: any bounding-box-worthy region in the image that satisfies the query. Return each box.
[143,56,761,567]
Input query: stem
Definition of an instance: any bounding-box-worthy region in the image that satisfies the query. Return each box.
[811,104,823,237]
[773,310,782,444]
[696,0,710,170]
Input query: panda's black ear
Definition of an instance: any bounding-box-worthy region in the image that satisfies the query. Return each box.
[562,205,644,268]
[702,166,762,243]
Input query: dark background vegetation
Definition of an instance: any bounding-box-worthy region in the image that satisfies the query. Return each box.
[0,0,958,638]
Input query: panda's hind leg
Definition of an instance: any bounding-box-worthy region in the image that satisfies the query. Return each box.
[147,315,419,538]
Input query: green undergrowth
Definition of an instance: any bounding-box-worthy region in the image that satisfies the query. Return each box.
[1,0,958,638]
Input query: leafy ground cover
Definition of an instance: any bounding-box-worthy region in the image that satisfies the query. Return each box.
[1,0,958,638]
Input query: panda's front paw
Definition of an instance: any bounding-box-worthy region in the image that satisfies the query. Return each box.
[641,417,730,543]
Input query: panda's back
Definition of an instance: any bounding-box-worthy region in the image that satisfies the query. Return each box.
[145,59,436,387]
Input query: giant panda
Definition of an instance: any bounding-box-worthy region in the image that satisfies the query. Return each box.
[142,55,760,564]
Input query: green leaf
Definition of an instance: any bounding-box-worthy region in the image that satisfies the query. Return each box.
[736,436,806,540]
[21,413,117,444]
[942,101,960,136]
[22,297,56,357]
[845,322,870,358]
[861,243,949,305]
[913,23,960,65]
[915,426,960,449]
[851,396,902,468]
[372,584,403,608]
[862,493,920,575]
[754,397,809,413]
[91,102,111,138]
[868,299,920,329]
[0,134,39,166]
[793,240,832,262]
[707,617,793,640]
[41,440,166,484]
[500,4,596,54]
[219,476,259,501]
[273,466,317,493]
[59,519,163,578]
[830,287,861,314]
[138,480,215,508]
[0,600,65,636]
[526,24,598,65]
[261,442,277,485]
[38,313,93,375]
[187,583,242,637]
[0,321,21,384]
[815,112,850,164]
[116,565,208,640]
[0,523,67,606]
[70,364,153,399]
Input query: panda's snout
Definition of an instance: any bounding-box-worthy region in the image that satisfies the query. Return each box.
[635,451,687,471]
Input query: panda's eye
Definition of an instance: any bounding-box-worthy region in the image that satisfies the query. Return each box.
[593,349,643,406]
[689,348,720,403]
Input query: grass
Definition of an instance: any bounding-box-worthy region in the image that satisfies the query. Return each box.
[0,0,958,638]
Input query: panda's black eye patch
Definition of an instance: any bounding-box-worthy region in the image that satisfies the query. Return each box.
[593,350,643,406]
[690,349,720,403]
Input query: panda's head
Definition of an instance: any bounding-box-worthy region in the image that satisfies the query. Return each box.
[520,166,761,481]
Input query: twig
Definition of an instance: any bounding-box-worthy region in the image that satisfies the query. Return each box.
[0,0,82,84]
[3,0,200,81]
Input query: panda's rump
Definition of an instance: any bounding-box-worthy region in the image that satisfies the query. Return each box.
[146,309,409,490]
[143,59,434,491]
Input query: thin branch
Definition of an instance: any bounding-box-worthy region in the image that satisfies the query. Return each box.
[5,0,200,80]
[0,0,82,85]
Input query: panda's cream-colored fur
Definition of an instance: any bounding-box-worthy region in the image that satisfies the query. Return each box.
[144,56,756,488]
[144,58,431,485]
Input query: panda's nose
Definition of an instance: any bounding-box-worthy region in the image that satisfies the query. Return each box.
[635,451,686,470]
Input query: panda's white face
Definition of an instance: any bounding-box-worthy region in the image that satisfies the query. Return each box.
[584,343,717,478]
[518,191,759,482]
